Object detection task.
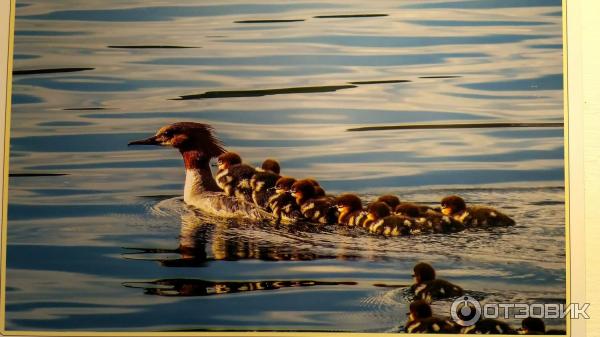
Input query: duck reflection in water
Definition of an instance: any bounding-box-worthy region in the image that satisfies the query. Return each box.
[123,278,357,297]
[125,210,360,268]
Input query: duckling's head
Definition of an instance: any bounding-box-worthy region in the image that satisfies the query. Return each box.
[395,203,421,218]
[129,122,225,157]
[274,176,296,193]
[441,195,467,216]
[367,201,391,221]
[413,262,436,283]
[217,152,242,170]
[335,194,363,213]
[261,159,281,174]
[377,195,401,209]
[521,317,545,334]
[290,179,317,203]
[409,300,432,320]
[314,186,326,197]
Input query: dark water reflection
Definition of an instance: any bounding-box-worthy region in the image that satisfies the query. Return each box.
[6,0,565,332]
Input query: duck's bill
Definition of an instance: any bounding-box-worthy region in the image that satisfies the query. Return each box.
[128,136,160,146]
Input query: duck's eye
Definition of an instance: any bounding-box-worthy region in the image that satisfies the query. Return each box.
[163,130,173,138]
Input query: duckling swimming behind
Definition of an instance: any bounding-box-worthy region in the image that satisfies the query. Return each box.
[268,176,302,221]
[335,194,367,226]
[396,204,465,234]
[250,159,281,209]
[441,195,516,228]
[291,179,337,224]
[410,262,464,301]
[404,300,458,333]
[215,152,257,203]
[367,202,413,236]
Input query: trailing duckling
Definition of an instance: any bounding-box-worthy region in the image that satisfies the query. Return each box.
[267,176,302,221]
[250,159,281,209]
[410,262,464,301]
[291,179,337,224]
[215,152,256,202]
[395,204,465,234]
[441,195,516,228]
[335,194,368,226]
[404,300,459,333]
[367,202,414,236]
[376,194,401,210]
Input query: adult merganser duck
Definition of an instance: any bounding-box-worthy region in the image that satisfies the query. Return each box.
[128,122,272,220]
[334,193,368,226]
[267,176,302,221]
[404,300,458,333]
[395,204,465,234]
[215,151,256,203]
[290,179,337,224]
[250,159,281,209]
[366,201,413,236]
[440,195,516,228]
[410,262,464,301]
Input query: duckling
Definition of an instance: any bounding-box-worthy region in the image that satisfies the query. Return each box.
[376,194,401,210]
[518,317,546,335]
[404,300,458,333]
[267,176,302,221]
[461,318,516,334]
[367,202,413,236]
[250,159,281,209]
[335,194,367,226]
[396,204,465,234]
[441,195,516,228]
[215,152,256,202]
[410,262,464,301]
[291,179,337,224]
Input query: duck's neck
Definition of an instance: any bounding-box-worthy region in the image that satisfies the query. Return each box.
[181,149,221,202]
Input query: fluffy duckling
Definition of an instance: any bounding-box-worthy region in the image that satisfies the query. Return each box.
[267,176,302,221]
[461,318,516,334]
[335,194,368,226]
[404,300,458,333]
[291,179,337,224]
[367,202,413,236]
[215,152,256,202]
[410,262,464,301]
[376,195,401,210]
[396,204,465,234]
[441,195,516,228]
[250,159,281,209]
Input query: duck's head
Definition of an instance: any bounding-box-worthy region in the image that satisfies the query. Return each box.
[217,152,242,170]
[413,262,436,283]
[440,195,467,216]
[274,176,296,194]
[521,317,545,334]
[128,122,225,158]
[408,300,432,321]
[367,201,391,221]
[290,179,317,203]
[335,194,363,214]
[377,195,401,209]
[395,203,421,218]
[261,159,281,174]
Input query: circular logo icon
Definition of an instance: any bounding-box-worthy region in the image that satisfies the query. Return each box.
[451,296,482,326]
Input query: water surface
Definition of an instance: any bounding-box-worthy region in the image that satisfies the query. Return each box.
[7,0,565,332]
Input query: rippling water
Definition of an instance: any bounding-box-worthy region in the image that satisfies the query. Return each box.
[6,0,565,332]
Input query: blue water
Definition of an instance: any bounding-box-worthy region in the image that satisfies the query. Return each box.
[6,0,565,332]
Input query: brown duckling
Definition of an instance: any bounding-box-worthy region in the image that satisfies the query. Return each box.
[410,262,464,301]
[461,318,516,334]
[404,300,459,333]
[267,176,302,221]
[367,202,414,236]
[517,317,553,335]
[215,152,256,202]
[376,194,401,210]
[291,179,337,224]
[250,159,281,209]
[441,195,516,228]
[396,204,465,234]
[335,194,368,226]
